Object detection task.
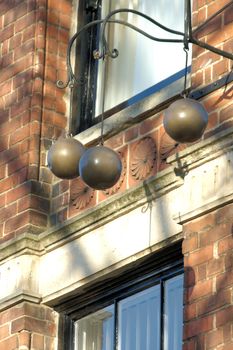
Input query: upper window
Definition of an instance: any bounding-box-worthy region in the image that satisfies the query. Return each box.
[73,0,189,133]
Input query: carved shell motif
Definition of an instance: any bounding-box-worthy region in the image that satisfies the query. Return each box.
[160,131,185,162]
[104,150,126,196]
[70,178,94,210]
[130,137,156,180]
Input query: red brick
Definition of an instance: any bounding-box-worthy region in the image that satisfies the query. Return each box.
[197,289,231,316]
[220,103,233,123]
[18,194,50,213]
[216,305,233,327]
[216,271,233,291]
[207,22,233,46]
[15,11,36,32]
[13,68,33,89]
[11,316,56,337]
[183,233,198,254]
[1,24,14,42]
[213,59,229,80]
[184,315,213,339]
[0,335,18,350]
[184,213,215,233]
[11,97,31,118]
[0,203,17,224]
[105,133,124,149]
[8,154,29,175]
[139,114,163,135]
[183,339,196,350]
[124,126,139,143]
[32,333,44,349]
[0,80,11,97]
[4,211,30,234]
[199,222,232,247]
[6,182,31,204]
[185,245,213,266]
[218,236,233,255]
[0,324,10,340]
[197,264,207,281]
[207,256,225,276]
[206,328,224,348]
[187,279,212,302]
[184,303,197,322]
[10,125,30,146]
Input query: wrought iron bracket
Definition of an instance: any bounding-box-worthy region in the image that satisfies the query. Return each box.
[86,0,99,12]
[57,0,233,90]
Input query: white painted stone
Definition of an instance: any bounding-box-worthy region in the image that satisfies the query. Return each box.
[39,194,182,299]
[0,255,39,301]
[174,151,233,223]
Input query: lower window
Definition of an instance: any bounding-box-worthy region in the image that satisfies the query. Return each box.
[73,265,183,350]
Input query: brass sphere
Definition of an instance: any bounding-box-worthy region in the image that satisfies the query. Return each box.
[163,98,208,143]
[47,137,85,179]
[79,146,122,190]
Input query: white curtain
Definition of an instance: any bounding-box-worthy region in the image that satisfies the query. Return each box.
[118,284,161,350]
[75,305,114,350]
[95,0,186,116]
[163,274,184,350]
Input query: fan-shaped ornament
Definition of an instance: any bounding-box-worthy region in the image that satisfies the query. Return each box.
[163,98,208,143]
[131,137,156,180]
[79,146,122,190]
[70,178,95,210]
[104,150,126,195]
[47,136,85,179]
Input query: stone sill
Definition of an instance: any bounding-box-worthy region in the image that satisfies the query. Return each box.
[74,75,189,146]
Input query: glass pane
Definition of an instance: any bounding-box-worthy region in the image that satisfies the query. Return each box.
[95,0,187,116]
[118,285,161,350]
[74,305,114,350]
[164,274,184,350]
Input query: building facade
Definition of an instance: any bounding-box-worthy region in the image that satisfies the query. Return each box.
[0,0,233,349]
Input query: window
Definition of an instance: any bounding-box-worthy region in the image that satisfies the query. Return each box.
[74,274,183,350]
[59,242,183,350]
[73,0,189,133]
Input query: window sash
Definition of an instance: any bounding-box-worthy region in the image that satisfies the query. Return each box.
[74,272,184,350]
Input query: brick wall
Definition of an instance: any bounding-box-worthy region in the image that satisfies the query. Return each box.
[183,203,233,349]
[0,0,233,349]
[0,0,72,240]
[0,302,58,350]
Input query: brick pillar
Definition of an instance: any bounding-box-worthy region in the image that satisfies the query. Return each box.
[0,302,58,350]
[183,203,233,349]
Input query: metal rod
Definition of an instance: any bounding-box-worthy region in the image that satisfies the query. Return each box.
[184,0,190,49]
[190,36,233,60]
[193,0,233,35]
[100,8,184,58]
[56,5,233,91]
[57,18,185,89]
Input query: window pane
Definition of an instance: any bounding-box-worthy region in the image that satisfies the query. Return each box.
[164,274,184,350]
[95,0,186,116]
[118,285,161,350]
[74,305,114,350]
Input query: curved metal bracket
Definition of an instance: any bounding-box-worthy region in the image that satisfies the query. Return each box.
[56,0,233,90]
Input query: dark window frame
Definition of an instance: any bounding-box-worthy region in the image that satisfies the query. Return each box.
[72,1,191,135]
[57,241,183,350]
